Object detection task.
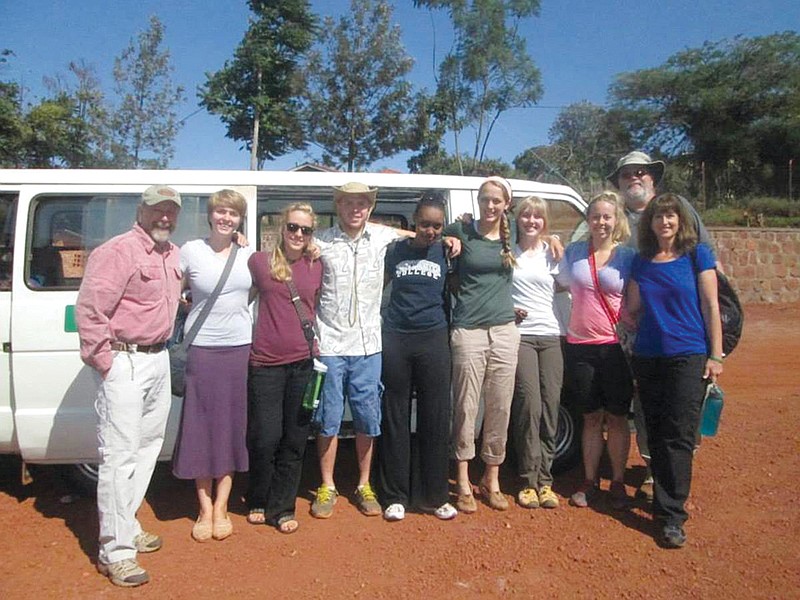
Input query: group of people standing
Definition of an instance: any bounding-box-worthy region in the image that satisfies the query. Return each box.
[75,150,724,588]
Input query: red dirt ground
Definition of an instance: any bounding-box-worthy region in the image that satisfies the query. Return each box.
[1,303,798,599]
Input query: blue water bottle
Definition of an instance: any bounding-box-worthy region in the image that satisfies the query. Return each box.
[700,383,724,437]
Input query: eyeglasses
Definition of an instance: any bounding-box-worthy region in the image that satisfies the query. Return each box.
[285,222,314,235]
[620,168,649,180]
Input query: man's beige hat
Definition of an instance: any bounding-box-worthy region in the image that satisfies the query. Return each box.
[142,185,182,207]
[606,151,665,188]
[333,182,378,203]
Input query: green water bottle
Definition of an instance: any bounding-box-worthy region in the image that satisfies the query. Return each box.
[301,359,328,412]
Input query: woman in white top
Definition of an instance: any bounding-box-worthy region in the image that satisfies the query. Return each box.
[172,189,254,542]
[510,196,565,509]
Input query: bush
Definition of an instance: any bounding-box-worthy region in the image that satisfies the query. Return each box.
[701,197,800,227]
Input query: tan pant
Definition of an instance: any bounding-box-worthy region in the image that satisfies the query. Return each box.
[451,322,520,464]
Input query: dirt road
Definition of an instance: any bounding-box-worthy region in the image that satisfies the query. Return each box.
[1,303,798,599]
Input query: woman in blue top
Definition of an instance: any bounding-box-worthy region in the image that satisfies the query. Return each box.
[377,194,457,522]
[626,193,723,549]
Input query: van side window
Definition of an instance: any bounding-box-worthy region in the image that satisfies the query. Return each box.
[26,193,212,290]
[546,198,588,243]
[0,194,16,291]
[255,186,426,251]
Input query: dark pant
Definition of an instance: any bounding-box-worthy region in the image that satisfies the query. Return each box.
[632,354,706,526]
[511,335,564,489]
[377,328,452,509]
[246,359,313,523]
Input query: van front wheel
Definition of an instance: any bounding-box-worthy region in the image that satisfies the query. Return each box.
[63,463,99,496]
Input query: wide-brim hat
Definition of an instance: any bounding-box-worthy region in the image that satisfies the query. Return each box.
[333,181,378,204]
[607,151,665,188]
[142,185,181,207]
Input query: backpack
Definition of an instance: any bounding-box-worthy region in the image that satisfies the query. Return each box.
[691,249,744,356]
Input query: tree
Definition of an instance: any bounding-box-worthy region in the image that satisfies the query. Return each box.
[0,50,26,167]
[200,0,316,170]
[43,60,113,167]
[302,0,416,171]
[611,32,800,200]
[413,0,543,174]
[112,16,184,168]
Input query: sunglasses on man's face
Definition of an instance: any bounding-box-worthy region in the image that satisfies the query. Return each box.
[285,222,314,235]
[620,168,649,180]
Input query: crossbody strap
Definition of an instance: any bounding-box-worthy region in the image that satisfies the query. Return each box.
[286,277,316,359]
[588,242,620,328]
[182,243,239,348]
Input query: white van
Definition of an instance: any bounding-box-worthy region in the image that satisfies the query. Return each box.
[0,169,587,490]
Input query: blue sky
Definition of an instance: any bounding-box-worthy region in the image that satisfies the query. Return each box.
[3,0,798,172]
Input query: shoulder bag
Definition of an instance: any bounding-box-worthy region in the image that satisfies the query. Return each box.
[169,243,239,396]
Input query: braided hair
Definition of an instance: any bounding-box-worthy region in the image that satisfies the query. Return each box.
[479,177,517,269]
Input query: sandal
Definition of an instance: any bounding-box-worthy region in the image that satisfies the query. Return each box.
[212,516,233,541]
[478,483,509,511]
[247,508,266,525]
[275,514,299,535]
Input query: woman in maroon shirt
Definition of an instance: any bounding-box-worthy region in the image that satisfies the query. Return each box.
[246,203,322,533]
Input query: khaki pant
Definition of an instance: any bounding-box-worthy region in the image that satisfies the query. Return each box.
[451,322,520,464]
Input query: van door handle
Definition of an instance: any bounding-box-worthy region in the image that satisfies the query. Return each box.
[2,342,9,353]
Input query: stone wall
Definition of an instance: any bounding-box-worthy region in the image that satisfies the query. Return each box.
[710,228,800,304]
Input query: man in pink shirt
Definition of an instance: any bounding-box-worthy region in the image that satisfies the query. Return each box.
[76,185,182,588]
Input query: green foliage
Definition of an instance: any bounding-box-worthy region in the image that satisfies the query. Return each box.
[413,0,543,174]
[200,0,316,169]
[302,0,415,171]
[409,148,512,176]
[702,197,800,227]
[113,16,185,168]
[611,32,800,201]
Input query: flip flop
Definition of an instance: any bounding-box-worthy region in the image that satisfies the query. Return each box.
[247,508,266,525]
[276,514,299,535]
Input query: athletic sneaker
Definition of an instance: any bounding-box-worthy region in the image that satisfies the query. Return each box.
[355,483,382,516]
[662,524,687,549]
[311,485,338,519]
[517,487,540,509]
[434,503,458,520]
[133,531,162,553]
[97,558,149,588]
[383,503,405,521]
[538,486,560,509]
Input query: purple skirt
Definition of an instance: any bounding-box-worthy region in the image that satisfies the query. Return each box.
[172,345,250,479]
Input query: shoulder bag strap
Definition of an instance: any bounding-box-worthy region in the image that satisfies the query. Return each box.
[588,242,620,327]
[286,277,316,359]
[182,243,239,349]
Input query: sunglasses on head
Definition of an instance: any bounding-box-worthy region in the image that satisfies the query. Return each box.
[285,222,314,235]
[620,168,649,180]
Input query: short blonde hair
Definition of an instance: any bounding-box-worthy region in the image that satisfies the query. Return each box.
[208,189,247,219]
[586,190,630,243]
[514,196,549,237]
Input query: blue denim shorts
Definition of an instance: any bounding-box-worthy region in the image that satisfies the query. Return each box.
[315,354,383,437]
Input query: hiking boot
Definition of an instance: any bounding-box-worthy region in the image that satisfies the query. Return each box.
[538,485,560,509]
[354,483,381,516]
[97,558,149,587]
[311,485,338,519]
[661,524,687,549]
[517,487,540,509]
[133,531,162,553]
[569,480,598,508]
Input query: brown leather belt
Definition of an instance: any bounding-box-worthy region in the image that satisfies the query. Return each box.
[110,342,166,354]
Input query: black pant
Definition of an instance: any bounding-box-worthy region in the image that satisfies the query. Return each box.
[246,359,313,522]
[377,328,451,509]
[632,354,706,526]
